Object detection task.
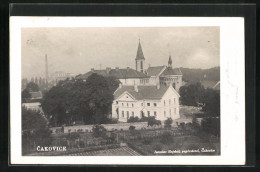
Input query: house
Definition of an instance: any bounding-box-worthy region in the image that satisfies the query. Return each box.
[112,84,180,122]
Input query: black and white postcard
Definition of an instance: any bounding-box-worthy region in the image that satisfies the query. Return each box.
[10,17,245,165]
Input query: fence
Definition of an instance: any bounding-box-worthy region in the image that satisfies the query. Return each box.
[50,122,156,134]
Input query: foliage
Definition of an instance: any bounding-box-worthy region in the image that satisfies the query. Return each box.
[147,116,161,127]
[22,106,47,131]
[26,82,40,92]
[164,118,173,129]
[127,116,139,123]
[31,127,52,146]
[142,137,153,145]
[129,126,135,131]
[191,117,200,129]
[180,67,220,83]
[22,89,31,103]
[160,132,173,145]
[41,73,117,127]
[68,132,81,139]
[179,82,205,106]
[201,117,220,137]
[202,89,220,116]
[154,144,162,151]
[179,82,220,117]
[92,125,107,138]
[41,85,68,127]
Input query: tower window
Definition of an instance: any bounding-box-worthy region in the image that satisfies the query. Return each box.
[122,111,124,117]
[141,61,143,70]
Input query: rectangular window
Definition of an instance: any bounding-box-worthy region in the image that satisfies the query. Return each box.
[154,111,157,117]
[164,111,166,117]
[122,103,124,106]
[154,103,157,107]
[141,103,143,106]
[148,111,150,117]
[169,109,171,116]
[127,103,128,107]
[116,101,118,104]
[174,98,175,104]
[132,112,134,117]
[147,103,150,106]
[164,100,166,106]
[169,99,171,105]
[122,111,124,117]
[132,103,134,107]
[174,108,176,114]
[127,111,129,119]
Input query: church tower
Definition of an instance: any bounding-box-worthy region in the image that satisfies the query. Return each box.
[135,39,145,73]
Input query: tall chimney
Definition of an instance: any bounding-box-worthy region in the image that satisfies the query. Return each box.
[45,54,49,81]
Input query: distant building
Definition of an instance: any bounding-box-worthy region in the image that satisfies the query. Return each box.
[200,81,220,90]
[22,102,41,111]
[78,40,183,91]
[112,84,180,122]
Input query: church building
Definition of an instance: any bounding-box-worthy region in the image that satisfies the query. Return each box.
[78,40,182,122]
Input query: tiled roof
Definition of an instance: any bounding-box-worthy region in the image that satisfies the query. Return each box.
[114,85,170,100]
[160,67,182,76]
[146,66,165,76]
[135,42,145,60]
[79,67,148,80]
[29,91,42,99]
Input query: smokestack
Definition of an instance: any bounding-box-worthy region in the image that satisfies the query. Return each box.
[45,54,49,81]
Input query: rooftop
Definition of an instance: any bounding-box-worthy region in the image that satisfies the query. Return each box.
[160,67,182,76]
[114,85,170,100]
[146,66,166,76]
[79,67,148,80]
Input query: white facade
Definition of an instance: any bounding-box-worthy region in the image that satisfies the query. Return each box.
[112,86,180,122]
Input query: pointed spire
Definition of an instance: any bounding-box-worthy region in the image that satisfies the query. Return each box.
[168,53,172,67]
[135,39,145,60]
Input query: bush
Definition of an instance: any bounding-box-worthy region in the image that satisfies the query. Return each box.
[160,132,173,145]
[164,118,173,129]
[129,125,135,131]
[127,116,139,123]
[142,137,153,145]
[32,127,52,146]
[68,132,81,139]
[201,117,220,137]
[92,125,107,138]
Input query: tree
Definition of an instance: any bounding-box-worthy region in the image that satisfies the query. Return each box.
[179,82,205,106]
[202,89,220,116]
[41,85,68,127]
[22,107,52,153]
[22,106,48,130]
[84,73,114,124]
[26,82,40,92]
[22,89,31,102]
[164,118,173,129]
[201,117,220,137]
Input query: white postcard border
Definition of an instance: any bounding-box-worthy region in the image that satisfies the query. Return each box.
[10,17,245,165]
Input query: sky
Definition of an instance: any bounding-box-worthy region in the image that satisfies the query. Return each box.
[22,27,220,79]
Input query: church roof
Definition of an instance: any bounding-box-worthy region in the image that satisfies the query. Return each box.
[160,67,182,76]
[114,85,170,100]
[135,42,145,60]
[146,66,166,76]
[79,67,148,80]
